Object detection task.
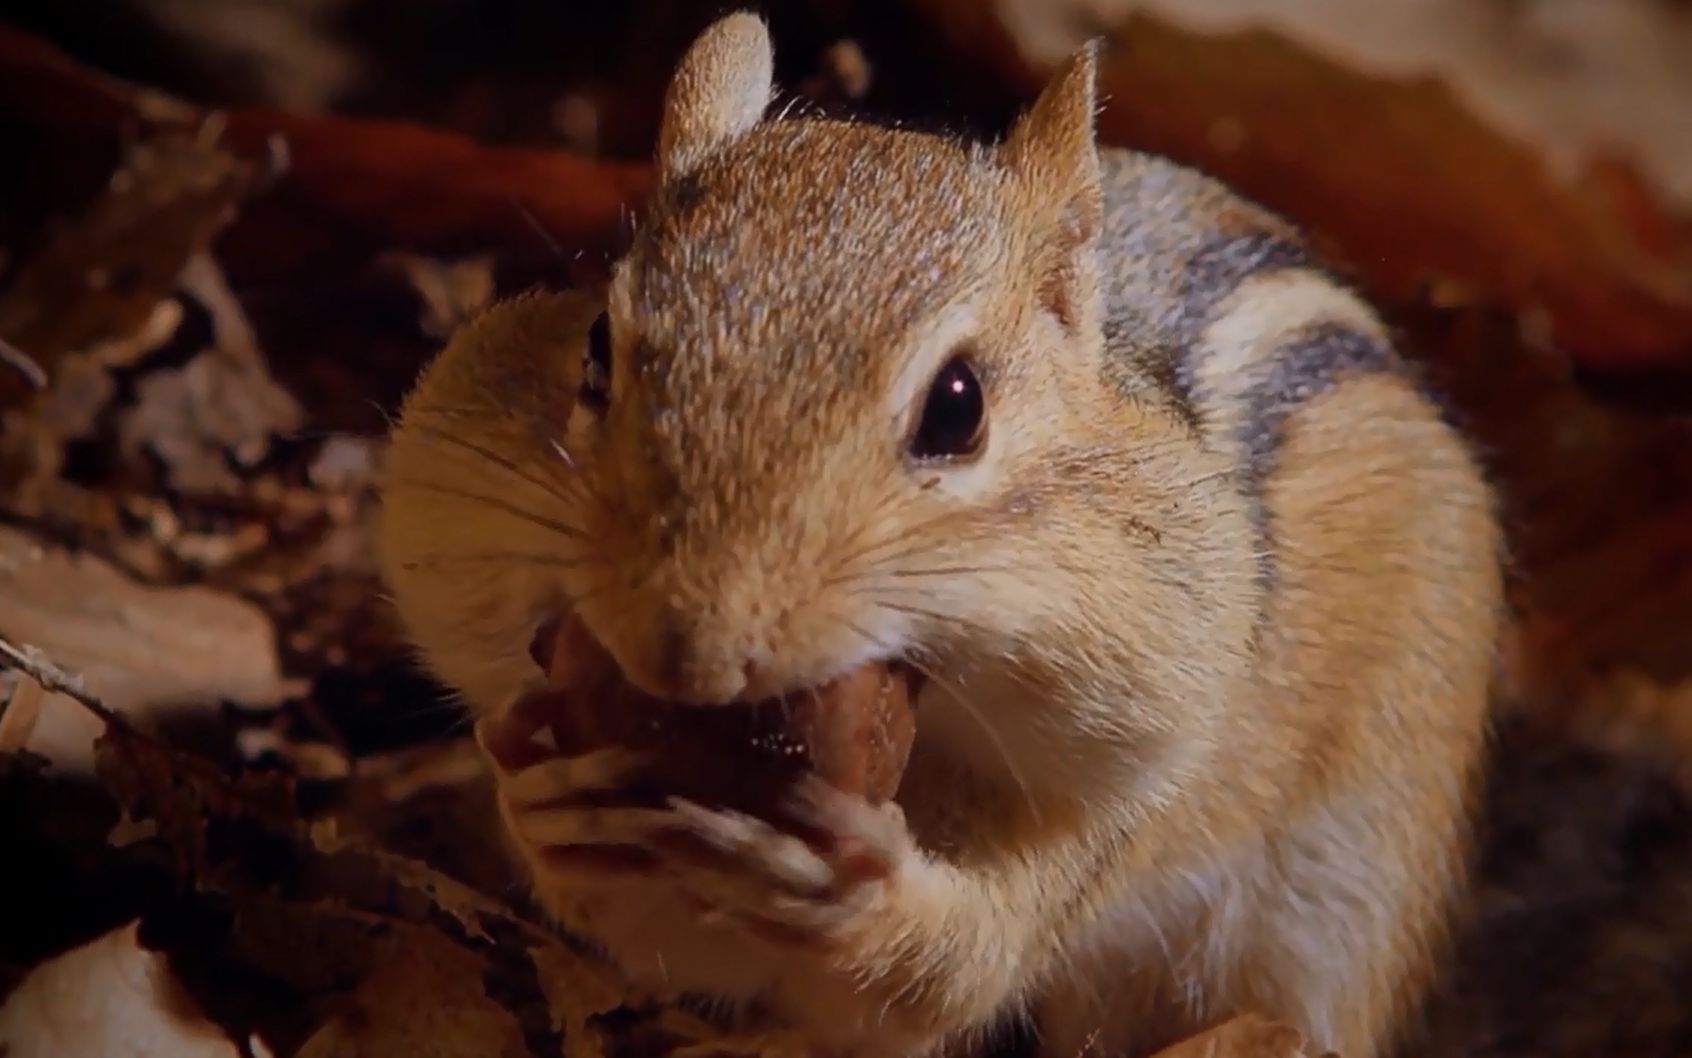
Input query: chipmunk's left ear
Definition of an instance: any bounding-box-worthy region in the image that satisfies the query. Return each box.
[657,12,774,180]
[1002,41,1104,330]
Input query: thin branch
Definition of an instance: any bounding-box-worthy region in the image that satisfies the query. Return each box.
[0,336,47,389]
[0,634,121,726]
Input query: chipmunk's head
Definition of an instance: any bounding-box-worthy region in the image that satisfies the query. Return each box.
[382,14,1261,801]
[570,14,1117,696]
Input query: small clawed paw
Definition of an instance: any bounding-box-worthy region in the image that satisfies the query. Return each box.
[477,690,918,950]
[654,778,910,950]
[477,698,667,876]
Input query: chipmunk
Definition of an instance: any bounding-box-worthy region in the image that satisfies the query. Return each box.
[376,13,1504,1058]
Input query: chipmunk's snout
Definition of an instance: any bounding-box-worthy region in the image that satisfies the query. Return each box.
[566,559,898,708]
[526,606,760,703]
[576,594,777,706]
[646,614,763,704]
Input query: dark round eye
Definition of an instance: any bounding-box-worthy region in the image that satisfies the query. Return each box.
[909,354,986,460]
[579,311,612,412]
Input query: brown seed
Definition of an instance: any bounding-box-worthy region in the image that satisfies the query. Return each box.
[530,614,915,811]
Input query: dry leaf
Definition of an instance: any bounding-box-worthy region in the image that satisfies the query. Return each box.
[0,524,296,772]
[0,920,242,1058]
[292,923,531,1058]
[0,121,256,408]
[911,1,1692,385]
[83,709,651,1058]
[379,251,499,340]
[113,253,303,494]
[1002,0,1692,211]
[215,106,649,285]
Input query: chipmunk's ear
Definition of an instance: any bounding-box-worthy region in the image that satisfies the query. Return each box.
[657,12,774,180]
[1001,42,1103,332]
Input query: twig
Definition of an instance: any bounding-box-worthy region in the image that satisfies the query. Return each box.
[0,634,121,726]
[0,336,47,389]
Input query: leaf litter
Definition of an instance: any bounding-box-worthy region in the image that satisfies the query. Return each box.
[2,3,1692,1057]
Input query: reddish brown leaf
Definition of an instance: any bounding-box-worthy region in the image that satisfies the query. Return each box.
[911,4,1692,387]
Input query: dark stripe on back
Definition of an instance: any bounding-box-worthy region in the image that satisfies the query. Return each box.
[1235,321,1408,607]
[1169,229,1311,413]
[1241,322,1404,488]
[1165,229,1311,609]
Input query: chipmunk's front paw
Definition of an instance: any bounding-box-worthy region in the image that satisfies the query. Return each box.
[476,689,669,880]
[477,692,926,955]
[651,775,920,951]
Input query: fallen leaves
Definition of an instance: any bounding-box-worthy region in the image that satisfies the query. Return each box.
[0,921,248,1058]
[0,524,294,773]
[0,636,658,1058]
[0,118,260,410]
[0,29,668,1053]
[115,252,303,495]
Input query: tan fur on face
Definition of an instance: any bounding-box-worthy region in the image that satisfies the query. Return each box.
[377,16,1505,1058]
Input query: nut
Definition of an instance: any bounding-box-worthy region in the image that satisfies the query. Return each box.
[525,614,916,811]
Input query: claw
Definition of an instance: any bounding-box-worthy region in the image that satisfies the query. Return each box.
[504,747,645,808]
[780,775,905,881]
[666,796,836,894]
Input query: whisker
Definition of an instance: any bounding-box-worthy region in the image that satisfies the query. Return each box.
[406,402,510,423]
[549,437,576,469]
[1171,468,1234,490]
[409,422,586,510]
[909,650,1042,827]
[874,555,1105,581]
[507,194,567,261]
[385,477,589,543]
[364,398,398,430]
[821,508,978,584]
[868,597,1004,641]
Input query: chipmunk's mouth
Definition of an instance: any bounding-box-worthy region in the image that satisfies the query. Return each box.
[526,611,925,709]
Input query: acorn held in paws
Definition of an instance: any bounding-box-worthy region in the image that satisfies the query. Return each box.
[517,613,918,811]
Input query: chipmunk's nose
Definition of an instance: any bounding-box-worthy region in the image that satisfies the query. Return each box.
[615,607,774,705]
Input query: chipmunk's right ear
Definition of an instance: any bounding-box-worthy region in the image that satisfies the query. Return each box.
[657,12,774,180]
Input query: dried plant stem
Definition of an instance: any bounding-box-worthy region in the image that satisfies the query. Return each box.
[0,336,47,389]
[0,633,122,727]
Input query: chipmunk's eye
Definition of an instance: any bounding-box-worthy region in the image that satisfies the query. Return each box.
[579,311,613,412]
[909,354,986,461]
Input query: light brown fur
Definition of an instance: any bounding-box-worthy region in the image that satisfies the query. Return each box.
[377,14,1504,1058]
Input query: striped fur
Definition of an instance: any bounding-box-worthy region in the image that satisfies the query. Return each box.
[1016,148,1503,1058]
